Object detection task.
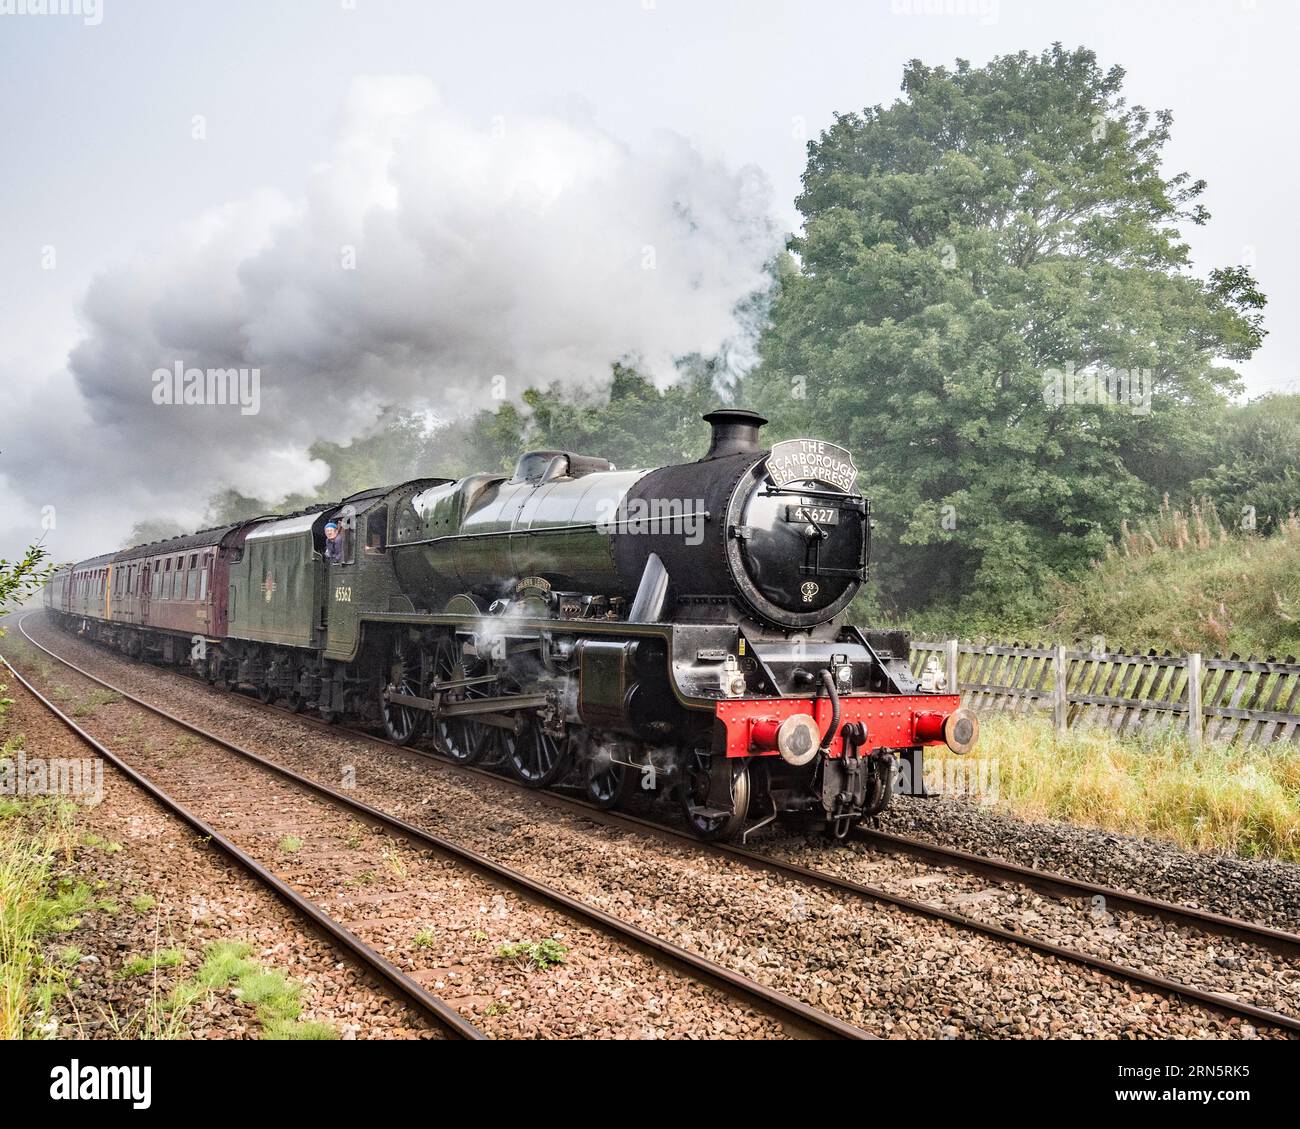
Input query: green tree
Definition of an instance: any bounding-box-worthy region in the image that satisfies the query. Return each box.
[451,362,730,471]
[1193,394,1300,536]
[0,542,56,716]
[752,45,1266,622]
[0,543,54,625]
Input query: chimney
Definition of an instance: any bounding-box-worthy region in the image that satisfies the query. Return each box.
[701,408,768,460]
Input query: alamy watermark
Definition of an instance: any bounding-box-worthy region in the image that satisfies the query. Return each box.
[1042,362,1152,416]
[596,496,706,546]
[151,361,261,415]
[1,751,103,803]
[894,756,999,805]
[0,0,102,25]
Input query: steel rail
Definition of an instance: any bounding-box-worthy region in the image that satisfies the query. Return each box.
[0,650,484,1040]
[22,614,1300,1035]
[853,827,1300,958]
[13,617,872,1041]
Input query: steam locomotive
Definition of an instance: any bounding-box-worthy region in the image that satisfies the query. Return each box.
[44,409,976,840]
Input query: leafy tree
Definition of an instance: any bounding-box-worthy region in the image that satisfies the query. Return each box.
[0,542,56,716]
[0,543,54,625]
[435,362,732,473]
[307,409,441,497]
[1193,394,1300,536]
[751,45,1266,622]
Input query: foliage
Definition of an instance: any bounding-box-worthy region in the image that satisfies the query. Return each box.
[0,542,55,627]
[750,44,1266,620]
[446,362,732,473]
[1192,394,1300,536]
[1046,504,1300,656]
[497,938,568,971]
[0,797,83,1038]
[0,541,57,718]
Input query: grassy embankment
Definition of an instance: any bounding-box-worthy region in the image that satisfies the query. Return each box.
[920,502,1300,862]
[931,713,1300,863]
[1048,499,1300,657]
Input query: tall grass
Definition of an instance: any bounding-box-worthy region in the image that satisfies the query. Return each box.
[0,792,85,1038]
[1050,498,1300,656]
[932,713,1300,862]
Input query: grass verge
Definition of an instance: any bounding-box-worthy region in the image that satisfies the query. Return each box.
[929,711,1300,862]
[0,792,87,1038]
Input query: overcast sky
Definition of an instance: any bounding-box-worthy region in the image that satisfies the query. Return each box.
[1,0,1295,567]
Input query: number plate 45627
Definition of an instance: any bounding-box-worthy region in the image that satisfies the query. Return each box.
[783,505,840,526]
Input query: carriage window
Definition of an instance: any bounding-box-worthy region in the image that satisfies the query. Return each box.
[186,567,198,601]
[199,569,208,601]
[173,567,184,600]
[365,508,388,553]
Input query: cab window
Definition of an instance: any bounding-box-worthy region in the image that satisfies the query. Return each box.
[334,524,356,566]
[365,508,388,553]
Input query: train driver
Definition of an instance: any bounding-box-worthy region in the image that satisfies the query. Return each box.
[324,521,345,564]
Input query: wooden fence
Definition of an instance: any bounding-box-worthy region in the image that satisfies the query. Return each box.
[909,640,1300,748]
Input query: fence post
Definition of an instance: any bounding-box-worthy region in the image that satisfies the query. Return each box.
[1053,643,1068,735]
[945,639,959,696]
[1186,652,1203,753]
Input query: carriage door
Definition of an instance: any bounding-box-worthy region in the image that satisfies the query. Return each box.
[140,564,151,623]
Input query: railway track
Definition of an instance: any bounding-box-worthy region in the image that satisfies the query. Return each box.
[852,827,1300,958]
[8,616,873,1041]
[0,649,484,1041]
[15,614,1300,1036]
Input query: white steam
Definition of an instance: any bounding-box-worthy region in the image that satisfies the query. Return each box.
[8,76,779,562]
